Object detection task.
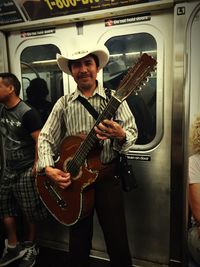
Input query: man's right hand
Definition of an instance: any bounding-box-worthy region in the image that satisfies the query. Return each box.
[45,166,71,189]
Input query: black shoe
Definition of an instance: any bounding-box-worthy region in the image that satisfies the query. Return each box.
[19,242,38,267]
[0,239,27,266]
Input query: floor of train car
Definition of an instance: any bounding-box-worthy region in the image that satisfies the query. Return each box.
[0,239,109,267]
[0,241,193,267]
[0,219,110,267]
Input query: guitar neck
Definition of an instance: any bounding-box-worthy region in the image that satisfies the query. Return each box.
[67,95,121,175]
[95,95,121,124]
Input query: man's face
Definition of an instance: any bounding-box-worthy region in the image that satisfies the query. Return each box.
[0,78,12,103]
[70,55,99,91]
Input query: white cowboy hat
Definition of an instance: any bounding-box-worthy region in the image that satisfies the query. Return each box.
[56,36,110,75]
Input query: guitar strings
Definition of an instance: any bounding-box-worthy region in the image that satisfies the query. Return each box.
[66,97,120,176]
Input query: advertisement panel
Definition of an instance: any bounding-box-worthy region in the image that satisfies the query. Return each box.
[0,0,24,25]
[0,0,159,25]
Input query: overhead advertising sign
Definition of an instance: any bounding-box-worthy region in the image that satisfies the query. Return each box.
[0,0,160,25]
[16,0,158,21]
[0,0,24,25]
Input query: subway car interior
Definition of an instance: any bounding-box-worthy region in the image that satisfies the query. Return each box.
[0,0,200,266]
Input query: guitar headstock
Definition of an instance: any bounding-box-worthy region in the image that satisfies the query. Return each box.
[115,53,157,101]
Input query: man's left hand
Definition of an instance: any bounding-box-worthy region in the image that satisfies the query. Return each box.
[94,119,126,142]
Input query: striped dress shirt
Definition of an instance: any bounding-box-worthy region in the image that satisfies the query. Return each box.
[37,83,138,171]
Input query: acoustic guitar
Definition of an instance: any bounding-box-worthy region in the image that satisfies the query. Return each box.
[36,53,157,225]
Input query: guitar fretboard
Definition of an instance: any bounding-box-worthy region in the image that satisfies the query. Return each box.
[67,96,121,176]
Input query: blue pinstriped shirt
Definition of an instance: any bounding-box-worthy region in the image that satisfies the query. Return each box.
[37,83,137,171]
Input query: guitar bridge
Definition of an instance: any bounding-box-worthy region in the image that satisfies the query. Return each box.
[44,179,67,209]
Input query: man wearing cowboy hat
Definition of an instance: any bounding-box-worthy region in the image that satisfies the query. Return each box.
[37,35,137,267]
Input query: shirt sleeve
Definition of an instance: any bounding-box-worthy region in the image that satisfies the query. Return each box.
[189,154,200,184]
[113,100,138,153]
[36,97,66,172]
[22,109,43,133]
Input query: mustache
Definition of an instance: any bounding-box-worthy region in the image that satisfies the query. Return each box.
[78,73,91,79]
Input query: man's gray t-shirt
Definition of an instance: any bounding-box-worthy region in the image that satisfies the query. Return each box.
[0,101,42,170]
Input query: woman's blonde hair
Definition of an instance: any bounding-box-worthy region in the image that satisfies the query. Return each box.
[190,115,200,154]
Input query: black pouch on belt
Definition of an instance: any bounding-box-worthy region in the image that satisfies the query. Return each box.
[118,154,138,192]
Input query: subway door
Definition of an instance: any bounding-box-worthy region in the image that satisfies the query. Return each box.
[0,30,9,259]
[71,10,173,267]
[6,27,78,250]
[0,30,8,179]
[0,29,8,193]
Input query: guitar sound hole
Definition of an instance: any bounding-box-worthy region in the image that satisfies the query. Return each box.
[69,165,79,177]
[63,159,82,180]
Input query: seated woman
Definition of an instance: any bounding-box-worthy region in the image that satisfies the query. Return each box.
[188,115,200,266]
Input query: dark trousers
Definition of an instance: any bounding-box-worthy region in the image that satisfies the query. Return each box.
[68,164,132,267]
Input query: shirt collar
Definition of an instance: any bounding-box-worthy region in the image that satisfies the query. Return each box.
[71,81,107,102]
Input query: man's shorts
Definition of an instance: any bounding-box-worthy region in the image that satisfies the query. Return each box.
[0,166,48,222]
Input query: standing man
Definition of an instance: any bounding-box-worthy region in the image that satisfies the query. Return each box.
[37,36,138,267]
[0,73,48,267]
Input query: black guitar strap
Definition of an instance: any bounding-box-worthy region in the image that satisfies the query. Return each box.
[77,88,112,120]
[77,95,99,120]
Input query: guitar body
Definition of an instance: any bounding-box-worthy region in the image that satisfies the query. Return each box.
[36,135,102,226]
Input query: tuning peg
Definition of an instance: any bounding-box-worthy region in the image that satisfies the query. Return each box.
[152,68,157,75]
[142,77,149,86]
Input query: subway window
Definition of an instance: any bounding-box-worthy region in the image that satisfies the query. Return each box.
[20,44,63,103]
[20,44,63,124]
[104,33,157,145]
